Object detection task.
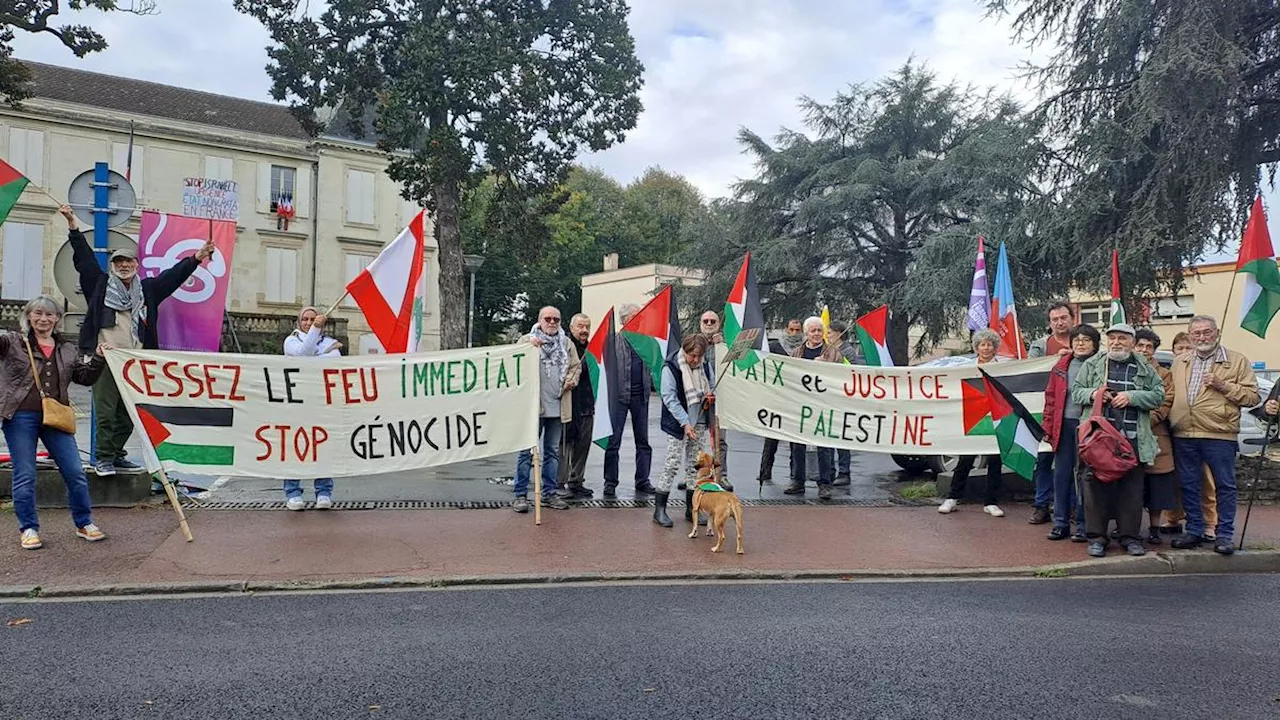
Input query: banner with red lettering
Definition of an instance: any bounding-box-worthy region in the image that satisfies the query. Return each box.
[103,345,539,478]
[139,211,237,352]
[717,354,1059,454]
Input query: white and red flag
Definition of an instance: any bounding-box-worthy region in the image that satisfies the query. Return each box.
[346,210,427,353]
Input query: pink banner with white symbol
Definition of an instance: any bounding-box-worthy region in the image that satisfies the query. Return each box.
[138,211,237,352]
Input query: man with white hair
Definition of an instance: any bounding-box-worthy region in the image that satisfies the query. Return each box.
[1168,315,1260,554]
[511,306,580,513]
[1070,323,1166,558]
[604,303,656,497]
[63,205,214,477]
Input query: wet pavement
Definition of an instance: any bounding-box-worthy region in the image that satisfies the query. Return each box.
[4,389,920,505]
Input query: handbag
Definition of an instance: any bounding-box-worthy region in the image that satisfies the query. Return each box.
[1076,381,1138,483]
[24,338,77,434]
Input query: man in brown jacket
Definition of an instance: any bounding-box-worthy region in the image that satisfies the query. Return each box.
[1168,316,1260,554]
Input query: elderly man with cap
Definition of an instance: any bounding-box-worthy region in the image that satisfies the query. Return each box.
[63,205,214,476]
[1069,322,1167,558]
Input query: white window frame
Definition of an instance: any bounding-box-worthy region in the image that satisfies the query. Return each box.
[9,128,45,186]
[342,252,377,307]
[2,222,45,300]
[263,246,298,304]
[270,165,297,213]
[346,169,376,225]
[205,155,234,182]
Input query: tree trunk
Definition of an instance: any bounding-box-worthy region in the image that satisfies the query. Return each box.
[889,314,910,366]
[433,177,468,349]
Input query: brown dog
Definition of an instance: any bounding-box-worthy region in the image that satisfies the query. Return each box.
[687,452,744,554]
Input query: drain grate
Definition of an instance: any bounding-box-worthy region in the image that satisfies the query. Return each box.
[183,497,921,511]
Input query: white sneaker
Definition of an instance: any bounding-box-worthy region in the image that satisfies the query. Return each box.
[286,497,306,511]
[938,499,958,514]
[314,495,333,510]
[983,504,1005,517]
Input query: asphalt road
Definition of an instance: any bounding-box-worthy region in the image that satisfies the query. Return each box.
[2,576,1277,720]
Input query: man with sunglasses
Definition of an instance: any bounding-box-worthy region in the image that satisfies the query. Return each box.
[699,311,731,487]
[512,307,580,513]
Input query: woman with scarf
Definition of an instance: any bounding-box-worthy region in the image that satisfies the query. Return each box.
[281,307,342,510]
[1,296,111,549]
[511,307,581,514]
[63,205,215,477]
[654,334,715,527]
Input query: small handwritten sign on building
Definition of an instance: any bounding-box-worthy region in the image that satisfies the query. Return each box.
[182,178,239,221]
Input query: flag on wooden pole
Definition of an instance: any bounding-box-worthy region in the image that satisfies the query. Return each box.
[1109,250,1126,325]
[854,305,895,366]
[621,284,681,388]
[345,210,427,353]
[587,308,619,448]
[0,158,31,227]
[724,252,768,367]
[989,242,1025,359]
[967,237,990,332]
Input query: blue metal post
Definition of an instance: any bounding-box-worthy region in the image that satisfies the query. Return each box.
[88,162,111,461]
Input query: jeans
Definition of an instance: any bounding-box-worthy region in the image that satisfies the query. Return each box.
[2,410,94,532]
[789,443,834,486]
[1051,419,1086,529]
[604,393,651,488]
[92,371,134,463]
[1032,451,1054,509]
[515,417,562,497]
[1173,438,1239,540]
[284,478,334,499]
[837,449,851,476]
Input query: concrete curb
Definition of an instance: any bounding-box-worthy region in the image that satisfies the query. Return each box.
[2,550,1277,600]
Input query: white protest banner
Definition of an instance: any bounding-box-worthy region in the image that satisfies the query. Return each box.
[104,344,539,478]
[182,177,240,220]
[717,354,1059,454]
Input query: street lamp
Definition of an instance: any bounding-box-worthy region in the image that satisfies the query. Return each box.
[462,253,486,348]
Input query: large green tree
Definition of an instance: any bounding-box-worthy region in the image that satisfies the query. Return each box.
[235,0,644,348]
[680,63,1045,361]
[1,1,159,105]
[988,0,1280,302]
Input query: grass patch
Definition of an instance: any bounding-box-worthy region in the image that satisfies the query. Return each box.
[0,501,12,513]
[1034,568,1068,578]
[899,481,937,501]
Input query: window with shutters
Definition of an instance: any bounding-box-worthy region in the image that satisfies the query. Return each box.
[9,128,45,186]
[270,165,297,212]
[2,222,45,300]
[206,156,234,181]
[342,252,376,307]
[263,247,298,303]
[346,169,376,225]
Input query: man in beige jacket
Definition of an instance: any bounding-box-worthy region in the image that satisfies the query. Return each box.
[1168,316,1260,554]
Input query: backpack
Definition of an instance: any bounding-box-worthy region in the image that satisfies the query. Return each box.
[1077,386,1138,483]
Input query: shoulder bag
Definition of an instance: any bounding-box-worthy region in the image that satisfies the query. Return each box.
[24,339,78,434]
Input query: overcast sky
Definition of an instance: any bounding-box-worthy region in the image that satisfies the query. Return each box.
[11,0,1276,256]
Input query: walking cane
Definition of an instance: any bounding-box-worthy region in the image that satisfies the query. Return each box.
[1238,384,1280,550]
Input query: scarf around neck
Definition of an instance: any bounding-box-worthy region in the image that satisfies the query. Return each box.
[530,324,568,389]
[104,274,146,337]
[679,353,711,425]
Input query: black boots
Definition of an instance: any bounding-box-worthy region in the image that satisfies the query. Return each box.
[653,492,673,527]
[685,489,695,522]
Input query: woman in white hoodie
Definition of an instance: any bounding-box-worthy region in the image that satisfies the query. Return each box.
[282,306,341,510]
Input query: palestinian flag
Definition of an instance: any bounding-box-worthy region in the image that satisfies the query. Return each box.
[586,308,619,449]
[979,369,1045,481]
[854,305,895,366]
[1236,196,1280,339]
[136,404,236,466]
[621,284,680,388]
[0,158,31,227]
[961,365,1052,436]
[723,252,767,368]
[1109,250,1126,325]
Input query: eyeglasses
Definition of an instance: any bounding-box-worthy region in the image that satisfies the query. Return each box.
[1188,329,1216,338]
[701,318,718,325]
[542,317,561,323]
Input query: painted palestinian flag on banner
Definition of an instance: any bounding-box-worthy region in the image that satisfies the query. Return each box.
[0,158,31,227]
[1236,196,1280,339]
[979,369,1045,480]
[723,252,768,368]
[854,305,895,366]
[135,404,235,467]
[960,365,1052,436]
[586,308,619,449]
[621,284,680,388]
